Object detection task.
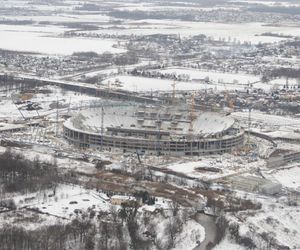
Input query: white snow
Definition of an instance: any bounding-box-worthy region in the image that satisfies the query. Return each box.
[25,184,111,219]
[174,219,205,250]
[0,29,125,55]
[0,85,101,120]
[92,21,300,44]
[102,75,209,92]
[213,237,245,250]
[270,166,300,190]
[158,68,260,85]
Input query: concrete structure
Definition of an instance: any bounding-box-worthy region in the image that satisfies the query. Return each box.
[259,182,282,195]
[267,150,300,168]
[0,123,25,134]
[229,175,282,195]
[63,105,244,156]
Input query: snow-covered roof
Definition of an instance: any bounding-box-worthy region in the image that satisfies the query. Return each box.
[0,123,25,132]
[111,195,136,201]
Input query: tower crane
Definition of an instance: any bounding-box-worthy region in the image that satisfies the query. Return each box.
[189,92,197,133]
[171,81,177,105]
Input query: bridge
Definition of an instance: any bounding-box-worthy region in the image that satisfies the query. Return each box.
[0,73,158,104]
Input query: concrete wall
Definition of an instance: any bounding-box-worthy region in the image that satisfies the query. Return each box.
[63,125,244,156]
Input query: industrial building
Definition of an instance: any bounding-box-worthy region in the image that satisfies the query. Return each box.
[267,150,300,168]
[63,105,244,156]
[228,175,282,195]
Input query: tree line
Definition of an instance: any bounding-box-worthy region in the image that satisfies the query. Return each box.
[0,148,59,194]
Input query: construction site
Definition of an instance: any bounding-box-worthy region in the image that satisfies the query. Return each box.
[0,51,300,250]
[1,0,300,248]
[63,104,244,156]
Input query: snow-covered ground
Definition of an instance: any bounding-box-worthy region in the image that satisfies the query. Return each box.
[158,154,265,181]
[232,111,300,129]
[232,111,300,142]
[90,20,300,44]
[240,199,300,249]
[102,75,205,92]
[3,14,111,23]
[268,166,300,190]
[158,68,260,85]
[0,25,125,55]
[174,220,205,250]
[101,74,261,92]
[230,0,300,8]
[213,237,245,250]
[0,85,101,120]
[28,185,111,219]
[224,189,300,250]
[101,72,289,93]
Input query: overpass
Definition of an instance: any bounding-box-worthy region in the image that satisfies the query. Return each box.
[0,73,158,104]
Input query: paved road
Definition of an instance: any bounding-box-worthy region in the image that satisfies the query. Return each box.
[194,213,217,250]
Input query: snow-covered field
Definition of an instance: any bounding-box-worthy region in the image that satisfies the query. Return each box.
[101,74,262,92]
[213,237,245,250]
[101,72,290,92]
[102,75,205,92]
[1,0,299,58]
[159,154,265,181]
[0,25,125,55]
[27,185,111,219]
[3,14,111,23]
[230,0,300,7]
[158,68,260,85]
[90,21,300,44]
[0,85,101,120]
[173,220,205,250]
[270,166,300,190]
[163,158,235,181]
[238,197,300,249]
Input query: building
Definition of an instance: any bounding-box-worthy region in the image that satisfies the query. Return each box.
[229,175,282,195]
[0,123,25,134]
[267,150,300,168]
[110,195,137,206]
[63,105,244,156]
[259,182,282,195]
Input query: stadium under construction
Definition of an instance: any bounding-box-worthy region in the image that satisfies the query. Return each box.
[63,104,245,156]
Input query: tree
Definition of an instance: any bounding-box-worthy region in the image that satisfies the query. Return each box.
[238,236,256,250]
[99,221,110,250]
[215,215,228,243]
[118,205,128,224]
[164,216,183,249]
[85,231,96,250]
[170,201,179,217]
[229,223,240,241]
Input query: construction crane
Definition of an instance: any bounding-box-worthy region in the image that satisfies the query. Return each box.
[100,106,104,150]
[55,97,59,136]
[67,97,72,115]
[247,107,252,145]
[237,107,252,155]
[226,93,233,108]
[11,95,27,121]
[189,92,197,133]
[156,113,162,156]
[107,80,111,92]
[171,81,177,105]
[136,149,143,164]
[223,83,235,113]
